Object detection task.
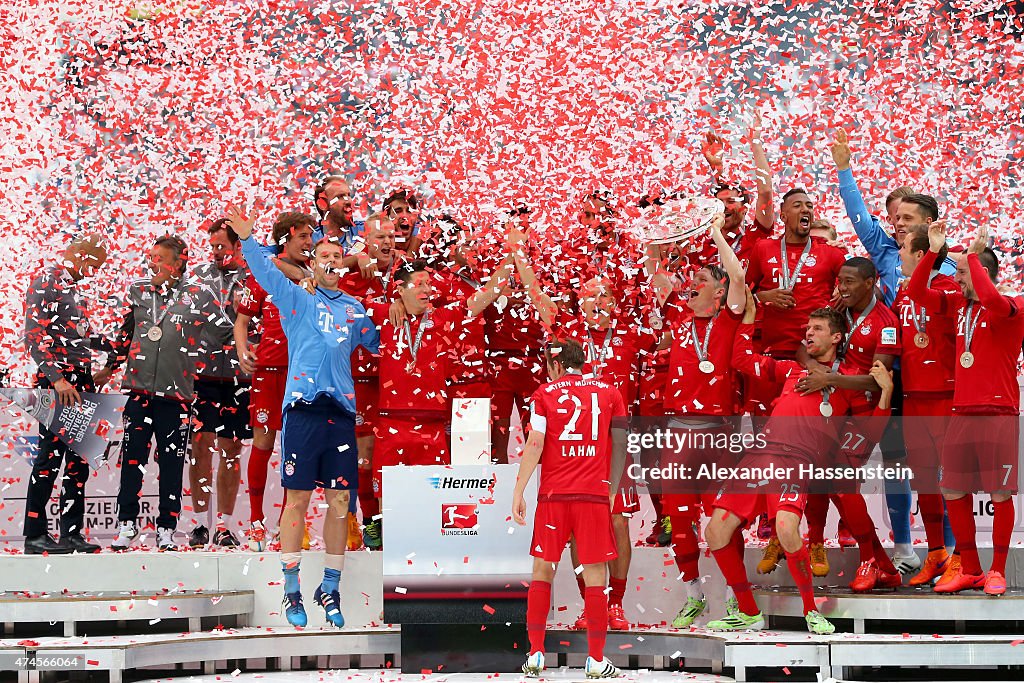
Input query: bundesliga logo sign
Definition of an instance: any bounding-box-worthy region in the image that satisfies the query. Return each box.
[441,504,479,536]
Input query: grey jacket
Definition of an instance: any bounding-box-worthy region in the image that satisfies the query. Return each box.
[25,266,103,382]
[191,262,250,380]
[107,276,218,402]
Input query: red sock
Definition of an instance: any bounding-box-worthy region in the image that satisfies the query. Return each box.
[711,531,758,616]
[918,493,947,551]
[945,495,981,575]
[526,580,551,655]
[247,446,274,524]
[991,498,1014,575]
[357,468,380,520]
[608,576,627,608]
[837,493,897,574]
[785,544,817,615]
[670,514,700,581]
[805,494,829,545]
[583,586,608,661]
[651,493,664,518]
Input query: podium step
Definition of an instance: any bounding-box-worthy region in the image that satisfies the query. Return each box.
[0,589,254,636]
[755,585,1024,633]
[3,625,401,683]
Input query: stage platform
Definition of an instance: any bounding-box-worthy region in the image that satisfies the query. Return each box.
[5,546,1024,681]
[756,586,1024,633]
[0,589,253,636]
[3,626,400,683]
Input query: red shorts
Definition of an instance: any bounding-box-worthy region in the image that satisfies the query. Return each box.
[711,451,809,523]
[902,396,953,484]
[743,372,785,417]
[489,353,544,421]
[611,483,640,515]
[372,415,449,496]
[531,500,617,565]
[637,366,667,417]
[449,379,494,402]
[939,413,1020,494]
[250,367,287,432]
[355,378,380,437]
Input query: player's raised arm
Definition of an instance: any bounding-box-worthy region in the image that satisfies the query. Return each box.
[966,225,1015,318]
[748,112,774,229]
[708,212,747,313]
[906,221,956,313]
[227,204,304,319]
[467,251,514,318]
[509,223,558,327]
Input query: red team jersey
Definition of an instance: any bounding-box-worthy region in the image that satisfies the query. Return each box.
[746,236,846,356]
[237,274,289,369]
[893,274,959,398]
[529,372,627,503]
[437,268,488,384]
[733,326,888,461]
[663,306,744,416]
[908,251,1024,415]
[843,300,901,372]
[342,268,395,379]
[484,287,545,352]
[553,314,654,410]
[368,301,465,416]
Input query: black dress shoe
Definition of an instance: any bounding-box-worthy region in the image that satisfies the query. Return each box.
[24,534,73,555]
[60,534,101,554]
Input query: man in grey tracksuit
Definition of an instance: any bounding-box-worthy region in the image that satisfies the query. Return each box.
[105,234,219,551]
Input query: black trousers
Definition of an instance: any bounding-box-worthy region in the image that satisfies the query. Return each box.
[23,369,95,538]
[116,392,191,530]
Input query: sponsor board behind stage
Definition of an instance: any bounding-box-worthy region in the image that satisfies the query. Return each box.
[382,464,536,597]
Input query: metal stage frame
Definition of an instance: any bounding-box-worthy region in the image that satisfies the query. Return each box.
[5,549,1024,681]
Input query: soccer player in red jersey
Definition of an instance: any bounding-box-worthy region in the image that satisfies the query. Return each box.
[513,338,628,679]
[513,224,653,632]
[895,226,959,586]
[794,257,903,589]
[907,221,1024,595]
[427,218,493,425]
[234,212,314,550]
[657,215,747,627]
[368,258,511,545]
[485,213,549,463]
[707,298,894,634]
[744,188,845,570]
[745,189,846,368]
[339,212,399,549]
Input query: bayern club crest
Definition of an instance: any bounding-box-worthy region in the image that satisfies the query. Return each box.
[355,413,365,426]
[256,408,270,425]
[860,322,872,337]
[612,336,623,346]
[804,254,817,268]
[284,461,296,477]
[346,305,356,317]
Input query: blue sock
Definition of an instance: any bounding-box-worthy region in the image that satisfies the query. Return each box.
[942,501,956,549]
[282,561,300,594]
[885,477,913,546]
[321,567,341,594]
